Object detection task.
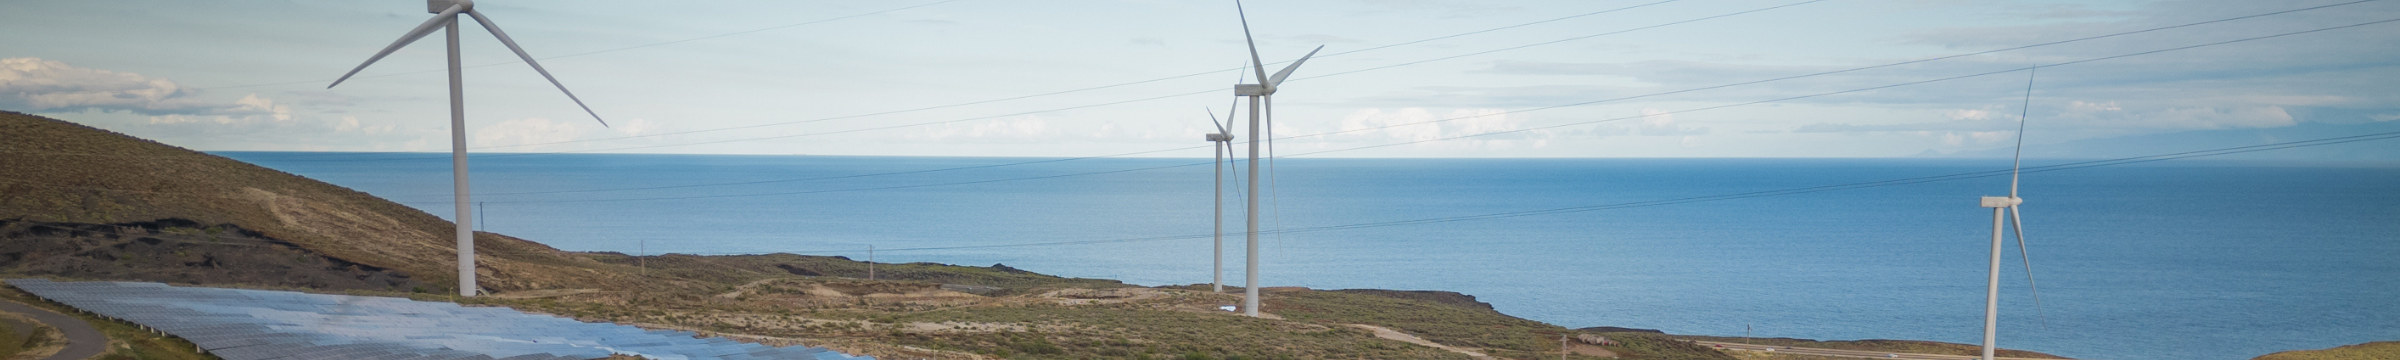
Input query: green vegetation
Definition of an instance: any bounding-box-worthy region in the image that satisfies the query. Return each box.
[457,278,1485,359]
[1584,332,1738,360]
[90,318,211,360]
[0,111,669,295]
[0,287,210,360]
[1674,335,2065,359]
[2253,341,2400,360]
[580,252,1128,294]
[0,110,2044,360]
[1271,288,1563,359]
[0,315,52,359]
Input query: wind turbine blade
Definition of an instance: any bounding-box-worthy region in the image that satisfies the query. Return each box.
[1207,108,1228,135]
[1265,45,1324,87]
[328,4,466,88]
[1227,95,1242,130]
[2010,65,2037,197]
[2010,205,2050,329]
[465,9,610,127]
[1235,0,1270,87]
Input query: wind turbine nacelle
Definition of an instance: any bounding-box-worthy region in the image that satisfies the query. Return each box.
[429,0,473,13]
[1207,133,1233,142]
[1979,196,2023,208]
[1234,84,1272,96]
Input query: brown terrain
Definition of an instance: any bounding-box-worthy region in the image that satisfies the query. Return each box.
[0,110,2119,360]
[0,110,686,295]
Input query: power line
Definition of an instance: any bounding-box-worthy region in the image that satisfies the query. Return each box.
[17,5,2388,211]
[16,128,2400,256]
[775,129,2400,255]
[338,0,2370,157]
[435,0,1701,152]
[381,16,2400,204]
[1281,16,2400,157]
[254,0,1824,161]
[285,2,2392,200]
[1293,0,1829,82]
[199,0,971,90]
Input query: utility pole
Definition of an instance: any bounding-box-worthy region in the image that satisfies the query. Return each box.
[1561,333,1570,360]
[477,202,485,232]
[638,239,646,276]
[868,245,876,281]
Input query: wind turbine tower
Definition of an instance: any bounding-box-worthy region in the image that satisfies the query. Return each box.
[1231,0,1323,317]
[1206,106,1236,293]
[1975,66,2046,360]
[327,0,610,297]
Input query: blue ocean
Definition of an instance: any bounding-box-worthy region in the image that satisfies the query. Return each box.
[218,152,2400,360]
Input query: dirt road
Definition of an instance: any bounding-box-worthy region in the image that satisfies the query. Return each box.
[0,299,107,360]
[1345,324,1493,360]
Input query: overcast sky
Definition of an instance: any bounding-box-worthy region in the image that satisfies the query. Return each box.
[4,0,2396,158]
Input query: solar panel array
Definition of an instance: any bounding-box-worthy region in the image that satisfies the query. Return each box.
[7,279,872,360]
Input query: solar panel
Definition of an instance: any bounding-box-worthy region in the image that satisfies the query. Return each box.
[6,279,871,360]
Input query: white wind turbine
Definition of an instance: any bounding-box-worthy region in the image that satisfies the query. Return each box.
[1232,0,1322,318]
[1975,66,2047,360]
[1206,104,1236,294]
[327,0,610,297]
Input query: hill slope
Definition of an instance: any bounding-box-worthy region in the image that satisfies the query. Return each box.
[3,111,2074,359]
[0,111,690,293]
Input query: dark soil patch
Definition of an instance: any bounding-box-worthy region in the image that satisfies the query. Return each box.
[0,218,418,291]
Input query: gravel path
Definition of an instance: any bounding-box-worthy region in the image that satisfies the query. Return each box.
[0,299,108,360]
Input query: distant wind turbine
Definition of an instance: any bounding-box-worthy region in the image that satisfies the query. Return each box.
[327,0,610,297]
[1205,100,1238,294]
[1231,0,1323,318]
[1975,65,2047,360]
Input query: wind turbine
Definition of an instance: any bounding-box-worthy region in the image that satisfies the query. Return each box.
[1232,0,1322,318]
[1975,66,2046,360]
[1206,107,1233,293]
[327,0,609,297]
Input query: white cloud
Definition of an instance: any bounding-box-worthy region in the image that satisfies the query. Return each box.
[1341,108,1443,143]
[474,117,584,148]
[612,118,661,137]
[0,57,275,117]
[335,116,396,135]
[1588,109,1712,138]
[233,94,292,121]
[1633,108,1710,137]
[1969,131,2016,144]
[908,116,1057,143]
[1947,109,1994,121]
[1807,102,2294,136]
[2057,104,2295,130]
[2069,101,2121,113]
[1332,107,1548,151]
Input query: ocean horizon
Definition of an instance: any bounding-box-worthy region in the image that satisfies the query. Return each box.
[219,151,2400,360]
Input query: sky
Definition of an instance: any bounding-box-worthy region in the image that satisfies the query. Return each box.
[3,0,2397,158]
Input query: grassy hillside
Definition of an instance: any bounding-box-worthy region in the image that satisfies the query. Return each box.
[0,110,668,294]
[0,111,1771,359]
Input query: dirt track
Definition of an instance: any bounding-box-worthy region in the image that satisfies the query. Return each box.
[0,299,106,360]
[1346,324,1493,360]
